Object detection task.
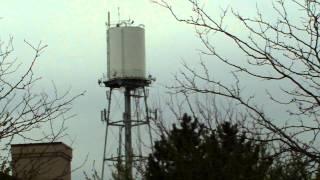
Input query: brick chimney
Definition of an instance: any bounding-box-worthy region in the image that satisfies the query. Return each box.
[11,142,72,180]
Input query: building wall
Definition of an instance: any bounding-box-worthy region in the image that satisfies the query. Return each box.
[11,142,72,180]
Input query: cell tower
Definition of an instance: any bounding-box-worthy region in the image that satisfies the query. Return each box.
[99,13,155,179]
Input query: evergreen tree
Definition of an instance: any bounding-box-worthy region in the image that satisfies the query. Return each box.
[0,172,17,180]
[145,114,273,180]
[145,114,319,180]
[267,154,312,180]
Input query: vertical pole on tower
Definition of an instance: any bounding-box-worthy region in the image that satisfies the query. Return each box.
[124,88,133,179]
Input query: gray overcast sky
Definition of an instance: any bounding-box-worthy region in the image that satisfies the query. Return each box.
[0,0,286,179]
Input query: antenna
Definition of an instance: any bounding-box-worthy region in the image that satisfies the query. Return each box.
[107,12,110,28]
[117,7,121,23]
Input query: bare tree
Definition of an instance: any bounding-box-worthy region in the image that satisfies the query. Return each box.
[153,0,320,168]
[0,37,84,176]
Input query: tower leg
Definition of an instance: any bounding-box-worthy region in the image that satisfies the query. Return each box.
[101,89,112,180]
[143,87,154,151]
[124,88,133,179]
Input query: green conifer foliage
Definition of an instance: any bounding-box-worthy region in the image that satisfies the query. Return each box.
[144,114,313,180]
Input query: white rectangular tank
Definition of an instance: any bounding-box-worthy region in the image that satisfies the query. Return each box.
[107,26,146,80]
